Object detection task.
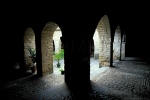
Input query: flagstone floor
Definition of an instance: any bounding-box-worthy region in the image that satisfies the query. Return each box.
[0,57,150,99]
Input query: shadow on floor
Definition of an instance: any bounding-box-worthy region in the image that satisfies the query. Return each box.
[0,68,33,86]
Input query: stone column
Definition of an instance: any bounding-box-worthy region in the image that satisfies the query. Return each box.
[34,28,43,76]
[121,34,126,60]
[110,41,113,67]
[99,40,111,67]
[121,42,126,60]
[19,33,26,73]
[62,37,90,93]
[24,28,36,70]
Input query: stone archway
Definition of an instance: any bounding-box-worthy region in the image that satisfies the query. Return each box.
[113,25,121,61]
[24,28,36,70]
[41,21,61,75]
[96,15,111,67]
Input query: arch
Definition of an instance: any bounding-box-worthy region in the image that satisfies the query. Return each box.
[96,15,111,67]
[23,27,36,70]
[113,25,121,61]
[41,21,61,75]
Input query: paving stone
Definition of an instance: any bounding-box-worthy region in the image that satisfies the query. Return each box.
[0,57,150,100]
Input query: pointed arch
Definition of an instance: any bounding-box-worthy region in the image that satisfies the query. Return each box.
[96,15,111,67]
[41,21,61,75]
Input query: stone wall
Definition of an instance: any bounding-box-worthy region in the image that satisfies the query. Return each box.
[24,28,36,70]
[23,17,123,76]
[41,22,58,75]
[23,22,62,75]
[96,15,111,67]
[121,34,126,60]
[113,26,121,61]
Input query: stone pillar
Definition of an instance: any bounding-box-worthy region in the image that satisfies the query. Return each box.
[62,38,90,93]
[121,34,126,60]
[121,42,126,60]
[35,29,43,76]
[41,33,53,75]
[113,43,121,60]
[110,41,113,67]
[19,33,26,73]
[99,40,111,67]
[24,28,36,70]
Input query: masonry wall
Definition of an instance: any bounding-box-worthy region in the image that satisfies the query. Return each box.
[1,1,150,85]
[24,28,36,70]
[113,26,121,61]
[41,22,58,75]
[97,15,111,67]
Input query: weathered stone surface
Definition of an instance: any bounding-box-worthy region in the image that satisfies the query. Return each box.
[95,15,111,67]
[113,26,121,61]
[24,28,36,70]
[41,22,59,75]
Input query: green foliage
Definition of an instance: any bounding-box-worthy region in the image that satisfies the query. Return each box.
[59,68,65,75]
[54,49,64,61]
[27,46,36,63]
[53,49,64,67]
[59,68,64,71]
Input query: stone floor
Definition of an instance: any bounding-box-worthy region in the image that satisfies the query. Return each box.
[0,57,150,100]
[53,58,109,79]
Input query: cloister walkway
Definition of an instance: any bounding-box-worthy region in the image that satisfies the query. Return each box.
[0,57,150,99]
